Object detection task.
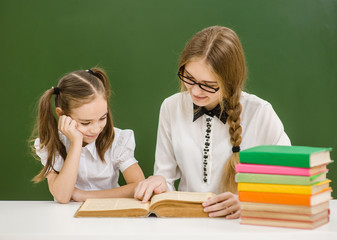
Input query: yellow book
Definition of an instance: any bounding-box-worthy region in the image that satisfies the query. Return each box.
[75,191,215,218]
[238,180,331,194]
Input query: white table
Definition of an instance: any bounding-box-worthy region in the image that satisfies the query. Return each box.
[0,200,336,240]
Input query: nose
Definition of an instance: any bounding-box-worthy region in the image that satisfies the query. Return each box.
[191,84,203,95]
[89,122,101,135]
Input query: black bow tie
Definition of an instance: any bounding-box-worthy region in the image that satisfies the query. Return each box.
[193,104,228,124]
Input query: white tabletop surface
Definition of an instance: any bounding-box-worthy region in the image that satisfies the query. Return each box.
[0,200,336,240]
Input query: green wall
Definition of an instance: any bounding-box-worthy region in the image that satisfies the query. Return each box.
[1,0,336,200]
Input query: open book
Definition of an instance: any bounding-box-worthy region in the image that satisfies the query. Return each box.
[75,191,216,217]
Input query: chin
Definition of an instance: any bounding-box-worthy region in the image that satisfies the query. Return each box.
[193,100,209,107]
[83,138,95,144]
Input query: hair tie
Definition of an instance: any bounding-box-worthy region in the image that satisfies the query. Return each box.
[87,69,95,76]
[232,146,240,153]
[52,86,60,95]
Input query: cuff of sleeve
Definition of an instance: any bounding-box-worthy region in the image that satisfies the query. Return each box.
[166,180,176,191]
[119,158,138,172]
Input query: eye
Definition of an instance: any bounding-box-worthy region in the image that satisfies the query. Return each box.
[81,122,90,126]
[185,74,195,80]
[100,116,107,121]
[203,82,218,88]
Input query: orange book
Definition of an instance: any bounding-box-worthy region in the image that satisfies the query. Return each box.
[239,188,332,206]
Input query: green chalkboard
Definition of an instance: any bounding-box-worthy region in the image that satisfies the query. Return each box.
[1,0,336,200]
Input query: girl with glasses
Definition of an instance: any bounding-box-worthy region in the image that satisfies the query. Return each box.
[134,26,290,218]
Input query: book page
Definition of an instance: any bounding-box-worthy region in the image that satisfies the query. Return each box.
[79,198,150,211]
[150,191,215,206]
[311,151,332,166]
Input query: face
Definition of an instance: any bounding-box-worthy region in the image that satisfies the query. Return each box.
[70,95,108,145]
[183,59,220,110]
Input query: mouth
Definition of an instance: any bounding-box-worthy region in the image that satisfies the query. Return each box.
[193,95,208,101]
[85,134,99,139]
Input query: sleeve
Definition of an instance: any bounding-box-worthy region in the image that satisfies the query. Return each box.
[154,99,181,191]
[34,138,64,172]
[112,130,138,172]
[253,103,291,146]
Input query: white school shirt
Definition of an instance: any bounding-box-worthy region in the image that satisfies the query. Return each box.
[154,91,291,194]
[34,127,138,191]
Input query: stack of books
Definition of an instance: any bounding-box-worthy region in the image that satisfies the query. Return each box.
[236,145,333,229]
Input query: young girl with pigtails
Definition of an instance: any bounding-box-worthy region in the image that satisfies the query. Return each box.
[134,26,291,218]
[31,67,145,203]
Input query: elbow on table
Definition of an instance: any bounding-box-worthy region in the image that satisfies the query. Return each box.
[56,199,70,204]
[53,193,72,204]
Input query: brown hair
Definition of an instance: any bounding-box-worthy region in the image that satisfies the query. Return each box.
[179,26,246,193]
[31,67,114,183]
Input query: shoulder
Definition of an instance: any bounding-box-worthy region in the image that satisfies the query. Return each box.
[106,127,137,165]
[113,127,134,138]
[160,92,191,114]
[240,91,273,116]
[112,127,135,148]
[162,92,187,106]
[240,92,290,146]
[241,91,270,108]
[34,131,69,153]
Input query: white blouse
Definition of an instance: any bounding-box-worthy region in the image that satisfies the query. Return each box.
[34,128,138,191]
[154,92,291,194]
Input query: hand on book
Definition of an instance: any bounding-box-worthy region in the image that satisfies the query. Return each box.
[134,175,168,203]
[202,192,240,219]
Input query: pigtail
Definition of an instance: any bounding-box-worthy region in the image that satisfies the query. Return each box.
[32,88,67,183]
[90,67,111,98]
[88,67,115,162]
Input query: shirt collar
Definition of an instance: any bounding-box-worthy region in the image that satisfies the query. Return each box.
[83,141,100,160]
[193,103,228,124]
[59,131,100,161]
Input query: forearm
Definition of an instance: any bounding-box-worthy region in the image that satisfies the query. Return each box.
[48,141,82,203]
[82,183,140,199]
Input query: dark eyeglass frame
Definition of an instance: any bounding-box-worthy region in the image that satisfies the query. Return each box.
[177,66,220,93]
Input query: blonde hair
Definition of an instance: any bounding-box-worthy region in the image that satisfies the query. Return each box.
[179,26,246,193]
[31,67,114,183]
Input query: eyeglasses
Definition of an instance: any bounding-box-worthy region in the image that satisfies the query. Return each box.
[177,67,220,93]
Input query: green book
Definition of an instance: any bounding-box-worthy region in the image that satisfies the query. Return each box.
[235,172,328,185]
[239,145,332,168]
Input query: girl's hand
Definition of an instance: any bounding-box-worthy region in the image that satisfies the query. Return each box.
[202,192,240,219]
[134,175,167,203]
[58,115,83,144]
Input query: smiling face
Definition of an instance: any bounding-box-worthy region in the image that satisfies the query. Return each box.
[69,94,108,145]
[184,59,220,110]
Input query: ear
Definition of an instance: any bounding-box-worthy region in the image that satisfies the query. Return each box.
[55,107,64,117]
